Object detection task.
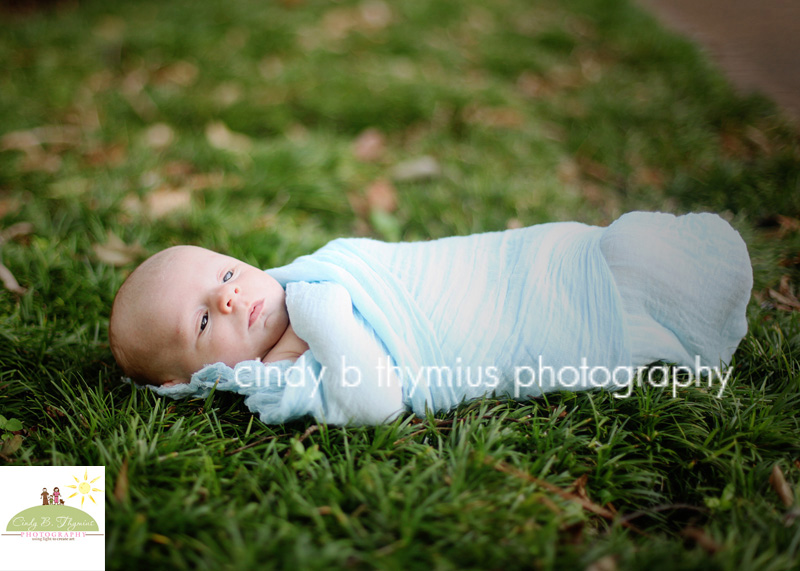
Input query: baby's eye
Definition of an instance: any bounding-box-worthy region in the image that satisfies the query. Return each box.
[223,270,233,282]
[200,313,208,332]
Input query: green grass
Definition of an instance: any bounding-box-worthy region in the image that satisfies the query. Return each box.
[2,0,800,568]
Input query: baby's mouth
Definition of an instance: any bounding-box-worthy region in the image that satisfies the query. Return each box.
[248,300,264,328]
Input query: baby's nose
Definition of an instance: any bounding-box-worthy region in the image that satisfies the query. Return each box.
[218,284,241,313]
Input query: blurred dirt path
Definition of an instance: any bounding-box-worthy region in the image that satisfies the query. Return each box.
[638,0,800,121]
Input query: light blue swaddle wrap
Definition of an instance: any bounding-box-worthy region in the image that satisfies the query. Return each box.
[148,211,752,425]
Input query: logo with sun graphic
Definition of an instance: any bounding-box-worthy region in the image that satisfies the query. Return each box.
[65,468,102,508]
[2,466,105,571]
[5,468,104,534]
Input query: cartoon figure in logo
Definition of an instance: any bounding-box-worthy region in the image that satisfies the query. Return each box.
[41,487,49,506]
[52,487,60,505]
[59,499,65,505]
[48,496,53,505]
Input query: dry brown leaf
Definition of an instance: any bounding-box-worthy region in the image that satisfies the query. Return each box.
[0,434,23,456]
[353,128,386,162]
[770,464,795,508]
[557,158,581,185]
[464,105,526,129]
[360,0,392,29]
[571,473,590,501]
[93,233,144,267]
[0,263,26,294]
[347,192,369,217]
[188,172,231,191]
[0,222,33,244]
[160,161,193,179]
[1,125,82,173]
[485,456,631,528]
[0,125,81,151]
[213,82,243,107]
[681,527,721,554]
[121,68,158,120]
[143,123,175,149]
[391,156,441,182]
[517,71,548,98]
[0,196,21,219]
[156,61,199,87]
[21,150,62,173]
[365,179,397,213]
[320,0,391,41]
[779,275,798,298]
[586,555,617,571]
[776,215,800,236]
[205,121,252,153]
[145,188,192,218]
[632,166,665,188]
[577,156,613,184]
[114,457,129,503]
[83,143,127,167]
[767,285,800,311]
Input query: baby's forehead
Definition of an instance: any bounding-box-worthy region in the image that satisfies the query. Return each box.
[142,246,223,281]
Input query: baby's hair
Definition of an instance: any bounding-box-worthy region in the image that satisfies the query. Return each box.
[109,246,184,385]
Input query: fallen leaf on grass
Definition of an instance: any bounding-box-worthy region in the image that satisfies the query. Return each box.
[146,188,192,218]
[143,123,175,149]
[83,143,127,167]
[463,105,526,129]
[92,233,145,267]
[122,190,190,219]
[155,61,199,87]
[681,526,721,554]
[321,1,392,40]
[757,275,800,312]
[390,156,441,182]
[1,125,82,173]
[586,555,617,571]
[114,457,129,503]
[775,215,800,237]
[213,82,243,107]
[484,456,647,535]
[0,222,34,244]
[0,196,21,218]
[0,434,23,456]
[0,222,34,294]
[120,67,158,121]
[770,463,794,508]
[205,121,252,153]
[366,179,397,213]
[570,473,590,501]
[353,128,386,162]
[0,263,26,294]
[1,125,82,151]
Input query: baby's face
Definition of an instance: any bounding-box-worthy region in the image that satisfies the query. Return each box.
[131,246,289,384]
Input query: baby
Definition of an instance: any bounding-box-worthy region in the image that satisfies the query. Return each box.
[110,211,752,425]
[110,245,310,387]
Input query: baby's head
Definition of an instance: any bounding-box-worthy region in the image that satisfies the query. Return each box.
[109,245,289,386]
